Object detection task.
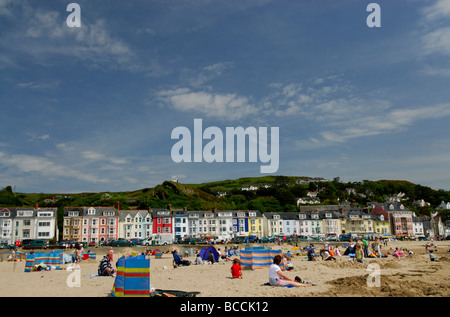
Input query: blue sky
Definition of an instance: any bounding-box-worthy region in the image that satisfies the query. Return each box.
[1,0,450,193]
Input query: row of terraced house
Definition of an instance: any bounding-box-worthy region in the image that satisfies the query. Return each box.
[1,201,446,245]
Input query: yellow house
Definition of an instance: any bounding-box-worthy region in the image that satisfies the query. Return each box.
[234,210,264,238]
[371,215,391,235]
[247,210,264,238]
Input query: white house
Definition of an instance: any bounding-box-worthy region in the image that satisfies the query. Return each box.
[280,213,299,236]
[297,197,321,205]
[0,207,57,244]
[436,201,450,210]
[263,213,283,237]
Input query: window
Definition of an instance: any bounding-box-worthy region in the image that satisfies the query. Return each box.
[38,212,53,217]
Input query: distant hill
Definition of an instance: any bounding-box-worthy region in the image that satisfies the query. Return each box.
[2,176,450,217]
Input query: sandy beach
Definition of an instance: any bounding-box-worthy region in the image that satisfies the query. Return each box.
[0,240,449,298]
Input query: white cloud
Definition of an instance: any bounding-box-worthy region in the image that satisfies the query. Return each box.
[0,151,109,184]
[157,88,258,121]
[2,1,139,72]
[27,133,50,141]
[81,150,128,165]
[422,0,450,21]
[422,27,450,55]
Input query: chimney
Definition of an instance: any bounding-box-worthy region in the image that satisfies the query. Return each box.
[340,208,345,215]
[167,204,172,211]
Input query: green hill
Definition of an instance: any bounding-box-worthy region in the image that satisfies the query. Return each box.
[2,176,450,216]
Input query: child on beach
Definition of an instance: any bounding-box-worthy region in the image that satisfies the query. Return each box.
[231,258,243,279]
[429,250,436,262]
[283,255,294,271]
[355,243,364,263]
[333,246,341,257]
[195,253,203,265]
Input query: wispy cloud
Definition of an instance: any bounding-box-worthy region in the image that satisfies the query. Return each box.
[1,0,140,72]
[418,0,450,76]
[421,0,450,22]
[27,133,50,142]
[0,151,109,184]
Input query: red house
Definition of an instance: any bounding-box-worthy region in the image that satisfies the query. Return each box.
[151,208,172,234]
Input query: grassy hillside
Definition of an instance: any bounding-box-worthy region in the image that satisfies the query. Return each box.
[2,176,450,215]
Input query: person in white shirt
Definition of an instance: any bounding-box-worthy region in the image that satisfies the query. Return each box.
[268,255,313,287]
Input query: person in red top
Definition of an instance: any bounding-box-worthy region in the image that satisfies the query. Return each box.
[231,258,243,279]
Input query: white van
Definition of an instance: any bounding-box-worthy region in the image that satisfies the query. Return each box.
[143,233,173,246]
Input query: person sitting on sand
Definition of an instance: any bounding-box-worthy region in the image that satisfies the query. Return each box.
[429,250,437,262]
[269,255,313,287]
[392,247,405,259]
[98,251,115,276]
[206,250,215,265]
[195,253,203,265]
[320,248,336,261]
[231,258,243,279]
[172,249,192,266]
[218,248,231,261]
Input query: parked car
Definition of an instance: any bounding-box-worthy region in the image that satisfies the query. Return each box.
[88,241,97,247]
[339,234,352,242]
[260,237,276,243]
[22,239,49,249]
[101,239,114,246]
[111,239,133,247]
[326,235,339,241]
